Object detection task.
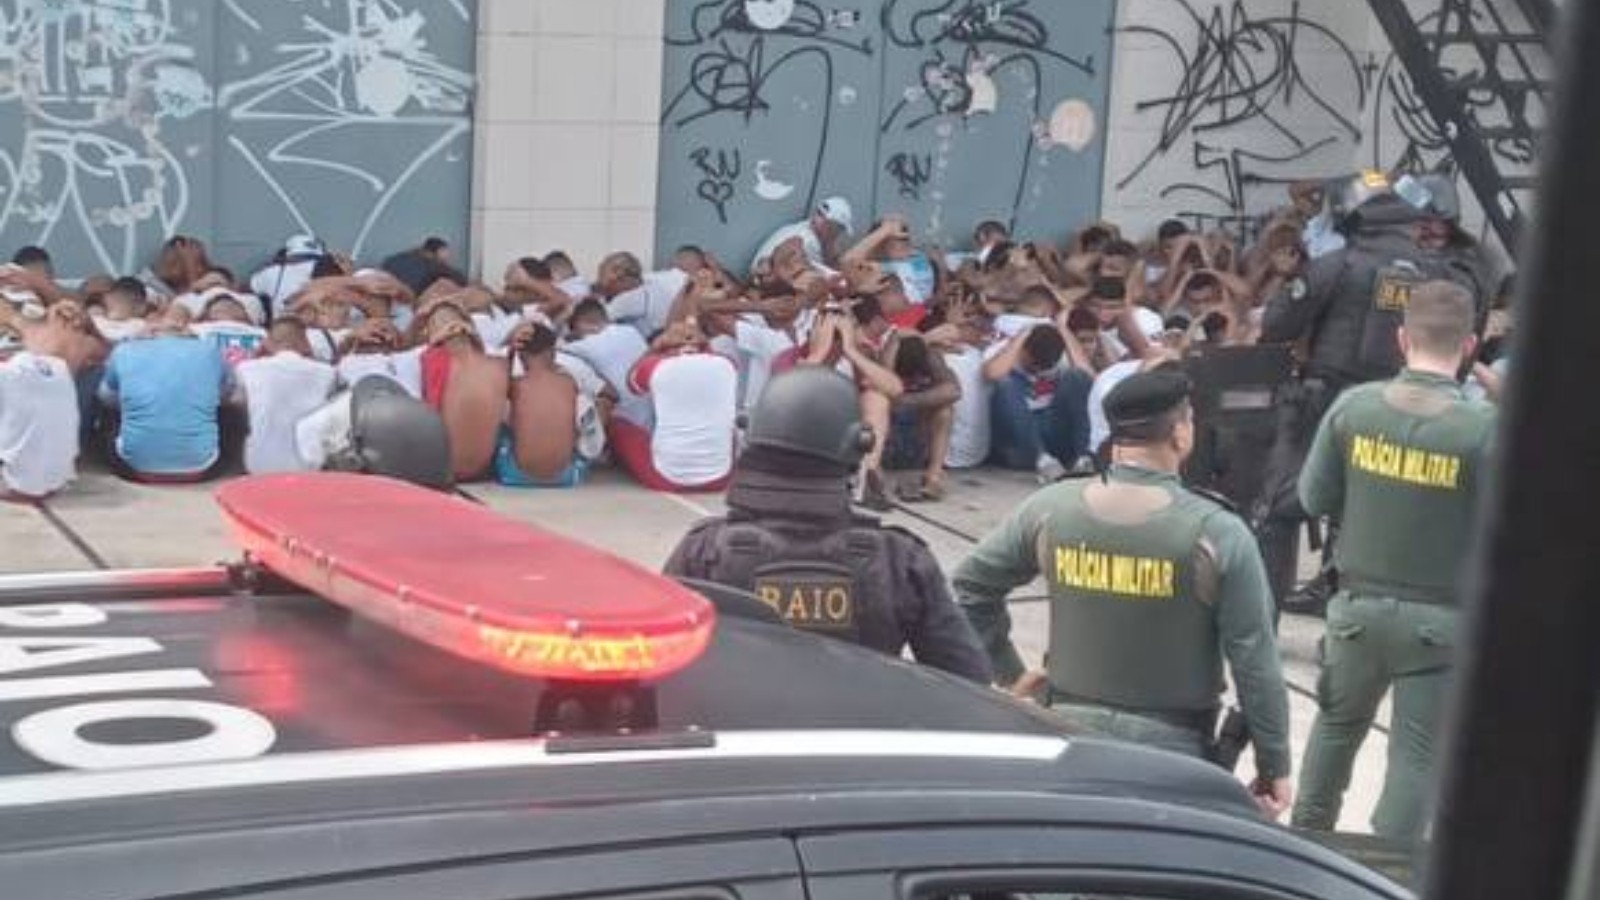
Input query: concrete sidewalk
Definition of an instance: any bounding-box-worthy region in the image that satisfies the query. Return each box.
[6,464,1389,833]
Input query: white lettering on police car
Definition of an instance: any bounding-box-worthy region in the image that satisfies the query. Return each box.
[0,604,107,629]
[0,636,162,675]
[14,700,277,771]
[0,669,212,703]
[0,603,280,770]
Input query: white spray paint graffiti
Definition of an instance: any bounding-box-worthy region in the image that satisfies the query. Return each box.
[0,0,474,275]
[218,0,473,260]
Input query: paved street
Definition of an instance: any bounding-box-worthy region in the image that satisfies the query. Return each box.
[2,465,1389,833]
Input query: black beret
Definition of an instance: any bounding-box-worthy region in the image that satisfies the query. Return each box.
[1104,365,1193,432]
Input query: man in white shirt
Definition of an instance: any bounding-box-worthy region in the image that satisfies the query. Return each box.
[732,307,814,411]
[190,293,268,368]
[942,342,992,469]
[545,251,592,300]
[561,299,651,425]
[1087,315,1172,456]
[334,320,426,397]
[596,251,690,339]
[251,234,327,320]
[234,318,338,473]
[0,349,79,500]
[91,277,152,343]
[750,196,854,272]
[982,322,1093,482]
[613,321,738,492]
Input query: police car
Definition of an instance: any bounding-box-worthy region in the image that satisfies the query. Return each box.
[0,475,1409,900]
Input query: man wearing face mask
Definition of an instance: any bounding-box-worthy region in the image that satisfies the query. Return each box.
[954,365,1294,821]
[1253,172,1496,614]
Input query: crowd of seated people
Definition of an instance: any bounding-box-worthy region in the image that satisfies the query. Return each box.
[0,187,1513,506]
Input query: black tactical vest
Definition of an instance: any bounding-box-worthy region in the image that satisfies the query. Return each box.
[1334,248,1484,384]
[1043,483,1225,713]
[699,517,903,654]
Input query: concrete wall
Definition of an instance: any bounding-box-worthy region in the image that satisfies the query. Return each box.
[472,0,667,282]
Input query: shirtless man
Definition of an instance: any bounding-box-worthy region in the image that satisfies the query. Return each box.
[496,321,605,488]
[418,301,508,482]
[1,299,106,375]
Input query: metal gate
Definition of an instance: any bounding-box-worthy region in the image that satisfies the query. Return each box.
[656,0,1115,268]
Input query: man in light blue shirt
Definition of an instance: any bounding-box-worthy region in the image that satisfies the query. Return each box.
[99,320,231,481]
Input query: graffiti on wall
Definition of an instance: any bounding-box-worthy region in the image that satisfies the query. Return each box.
[0,0,474,276]
[1112,0,1369,236]
[657,0,1114,267]
[1366,3,1537,175]
[1111,0,1535,239]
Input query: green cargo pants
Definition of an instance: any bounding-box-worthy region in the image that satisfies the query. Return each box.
[1292,593,1457,840]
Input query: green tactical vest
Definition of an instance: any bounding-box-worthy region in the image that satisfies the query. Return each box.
[1332,371,1495,605]
[1042,480,1225,713]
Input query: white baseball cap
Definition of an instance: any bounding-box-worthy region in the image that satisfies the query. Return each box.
[283,234,326,261]
[816,197,854,235]
[1133,305,1165,341]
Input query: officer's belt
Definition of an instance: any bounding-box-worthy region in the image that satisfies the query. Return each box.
[1338,575,1456,608]
[1046,685,1218,733]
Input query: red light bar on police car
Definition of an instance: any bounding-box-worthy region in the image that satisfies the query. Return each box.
[215,474,715,682]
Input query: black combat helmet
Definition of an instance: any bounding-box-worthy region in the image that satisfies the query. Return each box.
[746,368,875,469]
[1405,173,1462,223]
[333,376,454,491]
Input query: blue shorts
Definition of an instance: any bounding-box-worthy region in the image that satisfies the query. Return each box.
[493,428,589,489]
[883,408,931,471]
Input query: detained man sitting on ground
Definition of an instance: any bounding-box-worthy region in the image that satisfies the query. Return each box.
[613,318,738,493]
[697,271,822,413]
[596,251,690,340]
[983,319,1094,482]
[496,320,607,489]
[251,234,326,320]
[843,215,938,307]
[381,236,464,297]
[503,257,575,325]
[562,298,651,425]
[796,299,905,510]
[0,302,81,501]
[417,301,509,483]
[98,306,233,483]
[153,235,215,299]
[751,196,854,272]
[92,277,152,343]
[234,317,338,474]
[883,332,960,503]
[545,251,592,301]
[191,293,267,368]
[0,251,69,307]
[330,319,425,396]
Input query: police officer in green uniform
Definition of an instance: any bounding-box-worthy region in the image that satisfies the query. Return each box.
[1256,173,1497,613]
[1292,281,1496,840]
[955,366,1294,819]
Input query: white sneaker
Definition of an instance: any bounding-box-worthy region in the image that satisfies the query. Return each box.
[1036,453,1068,484]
